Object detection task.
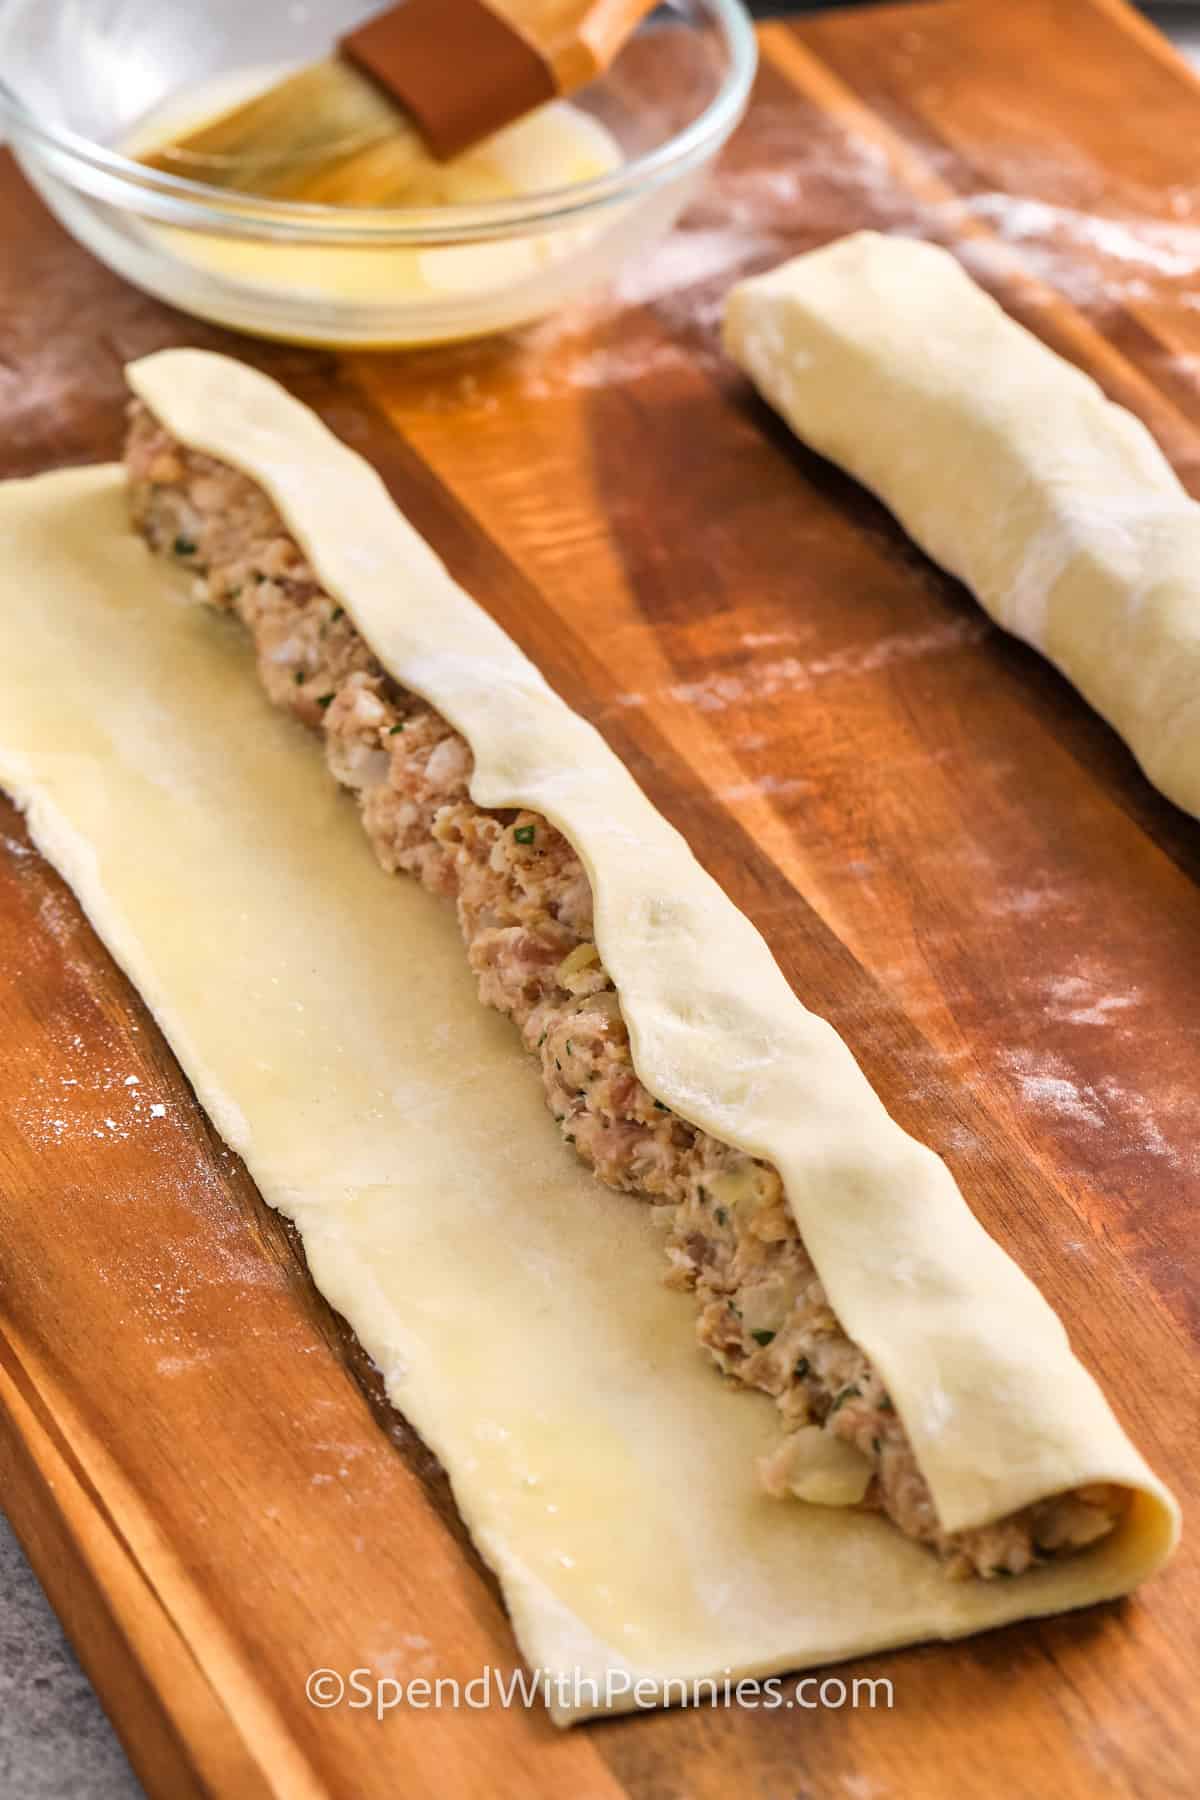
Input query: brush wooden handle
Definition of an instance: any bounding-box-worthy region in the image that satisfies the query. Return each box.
[486,0,666,89]
[342,0,661,158]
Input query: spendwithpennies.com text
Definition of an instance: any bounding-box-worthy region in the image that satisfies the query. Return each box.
[305,1666,895,1719]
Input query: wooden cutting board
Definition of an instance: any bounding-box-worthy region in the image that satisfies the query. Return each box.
[1,0,1197,1794]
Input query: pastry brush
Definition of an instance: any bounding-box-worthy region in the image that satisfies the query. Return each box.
[137,0,659,205]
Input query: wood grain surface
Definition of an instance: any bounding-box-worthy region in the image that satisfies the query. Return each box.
[1,1,1198,1795]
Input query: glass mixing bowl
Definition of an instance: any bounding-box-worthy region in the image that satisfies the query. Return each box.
[0,0,757,347]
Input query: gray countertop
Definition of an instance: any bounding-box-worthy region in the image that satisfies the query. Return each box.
[0,1517,144,1797]
[3,7,1198,1798]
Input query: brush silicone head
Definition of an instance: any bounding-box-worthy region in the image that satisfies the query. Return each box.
[341,0,557,160]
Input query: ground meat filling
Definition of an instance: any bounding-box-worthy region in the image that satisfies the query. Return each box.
[125,401,1125,1580]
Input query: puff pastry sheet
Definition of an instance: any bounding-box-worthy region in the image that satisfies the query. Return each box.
[0,353,1177,1719]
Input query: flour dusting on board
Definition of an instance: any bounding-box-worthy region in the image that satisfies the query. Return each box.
[1006,1054,1107,1131]
[1042,973,1140,1029]
[613,227,778,312]
[968,193,1200,284]
[1003,1047,1193,1172]
[986,883,1067,920]
[12,1058,173,1151]
[717,774,811,803]
[617,615,990,715]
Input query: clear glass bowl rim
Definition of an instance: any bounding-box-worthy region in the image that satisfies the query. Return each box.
[0,0,758,243]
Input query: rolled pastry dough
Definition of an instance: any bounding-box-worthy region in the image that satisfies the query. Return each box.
[0,354,1177,1718]
[723,230,1200,820]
